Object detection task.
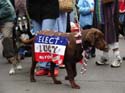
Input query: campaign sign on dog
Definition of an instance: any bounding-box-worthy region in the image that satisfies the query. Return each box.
[34,34,68,64]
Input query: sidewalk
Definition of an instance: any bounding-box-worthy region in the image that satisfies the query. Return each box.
[0,38,125,93]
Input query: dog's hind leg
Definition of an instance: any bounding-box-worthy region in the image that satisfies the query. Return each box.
[50,62,62,84]
[30,60,37,82]
[65,62,80,89]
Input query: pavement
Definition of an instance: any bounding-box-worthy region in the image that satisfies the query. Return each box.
[0,37,125,93]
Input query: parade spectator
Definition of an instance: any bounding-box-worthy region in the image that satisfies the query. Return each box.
[0,0,17,74]
[26,0,59,76]
[77,0,96,58]
[94,0,123,67]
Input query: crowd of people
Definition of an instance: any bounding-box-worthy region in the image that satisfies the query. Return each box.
[0,0,125,76]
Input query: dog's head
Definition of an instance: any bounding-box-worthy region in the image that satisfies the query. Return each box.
[15,16,29,33]
[82,28,108,51]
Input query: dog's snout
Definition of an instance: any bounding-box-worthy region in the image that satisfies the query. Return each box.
[103,45,109,52]
[101,41,109,52]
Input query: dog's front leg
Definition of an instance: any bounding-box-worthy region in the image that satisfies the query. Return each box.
[65,62,80,89]
[30,60,37,82]
[50,62,62,84]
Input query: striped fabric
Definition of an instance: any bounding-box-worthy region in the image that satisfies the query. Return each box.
[95,0,104,24]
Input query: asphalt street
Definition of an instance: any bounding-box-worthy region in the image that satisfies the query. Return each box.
[0,37,125,93]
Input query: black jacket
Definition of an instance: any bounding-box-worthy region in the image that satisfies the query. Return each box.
[26,0,59,21]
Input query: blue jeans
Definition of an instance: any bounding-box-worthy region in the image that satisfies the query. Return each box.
[54,12,67,32]
[32,19,57,69]
[32,19,56,34]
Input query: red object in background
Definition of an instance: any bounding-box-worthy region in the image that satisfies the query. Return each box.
[119,1,125,12]
[70,22,79,32]
[35,69,59,76]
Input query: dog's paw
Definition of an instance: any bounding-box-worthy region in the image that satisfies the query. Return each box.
[16,64,23,70]
[54,80,62,84]
[30,78,36,82]
[72,84,80,89]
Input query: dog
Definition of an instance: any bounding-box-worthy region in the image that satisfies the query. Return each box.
[30,28,108,89]
[8,15,33,75]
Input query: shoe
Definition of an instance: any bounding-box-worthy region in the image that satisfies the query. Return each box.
[35,69,49,76]
[111,59,122,68]
[48,69,59,77]
[16,64,23,70]
[9,67,15,75]
[96,57,109,65]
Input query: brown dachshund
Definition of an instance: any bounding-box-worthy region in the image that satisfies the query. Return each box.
[30,28,108,89]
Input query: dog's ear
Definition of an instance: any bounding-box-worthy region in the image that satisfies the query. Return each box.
[85,28,104,45]
[85,30,96,46]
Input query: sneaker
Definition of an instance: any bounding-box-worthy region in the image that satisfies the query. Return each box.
[48,69,59,77]
[9,67,15,75]
[35,69,49,76]
[111,59,122,68]
[16,64,23,70]
[96,57,109,65]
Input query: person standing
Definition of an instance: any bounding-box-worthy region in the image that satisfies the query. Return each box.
[94,0,122,67]
[0,0,18,74]
[26,0,59,76]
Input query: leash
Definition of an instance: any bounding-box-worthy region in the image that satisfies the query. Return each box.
[80,51,88,74]
[73,0,82,41]
[72,0,88,75]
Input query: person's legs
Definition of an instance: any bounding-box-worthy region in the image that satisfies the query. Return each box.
[1,22,19,74]
[54,12,67,32]
[110,42,122,67]
[31,20,41,34]
[96,50,109,65]
[42,19,56,31]
[96,42,122,67]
